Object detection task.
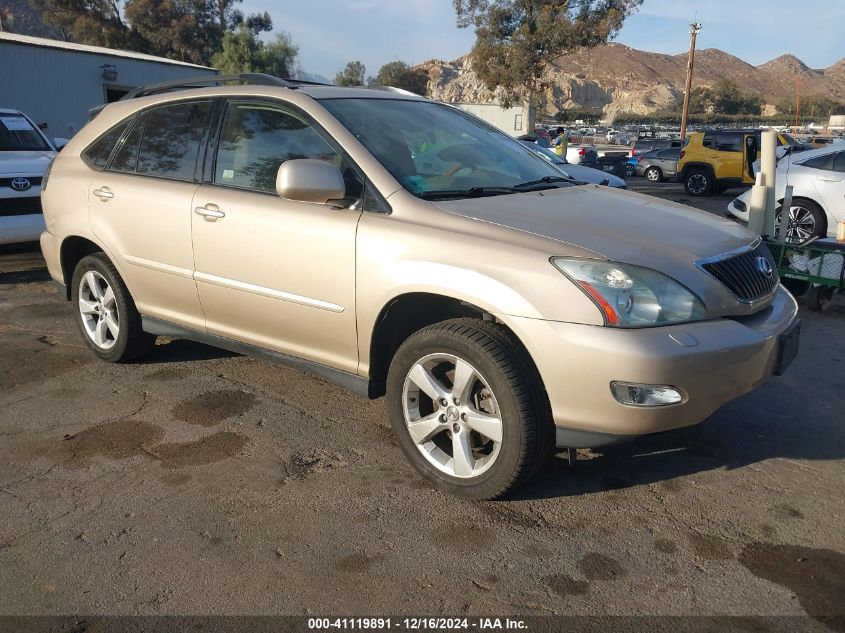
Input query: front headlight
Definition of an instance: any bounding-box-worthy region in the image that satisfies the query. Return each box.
[552,258,706,327]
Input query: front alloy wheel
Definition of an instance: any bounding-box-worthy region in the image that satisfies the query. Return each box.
[387,318,554,499]
[403,353,503,478]
[776,202,824,242]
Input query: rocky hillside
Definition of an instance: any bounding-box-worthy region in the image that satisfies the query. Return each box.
[421,43,845,119]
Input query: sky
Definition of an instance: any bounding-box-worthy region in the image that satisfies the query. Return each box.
[241,0,845,81]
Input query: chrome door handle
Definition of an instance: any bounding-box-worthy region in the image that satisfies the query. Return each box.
[92,187,114,200]
[817,176,842,182]
[194,205,225,220]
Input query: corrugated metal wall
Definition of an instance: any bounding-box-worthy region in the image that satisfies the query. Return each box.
[0,41,217,141]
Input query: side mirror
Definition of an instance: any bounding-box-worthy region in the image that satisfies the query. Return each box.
[53,137,69,151]
[276,159,345,204]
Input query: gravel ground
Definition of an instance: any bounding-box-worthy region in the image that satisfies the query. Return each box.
[1,183,843,627]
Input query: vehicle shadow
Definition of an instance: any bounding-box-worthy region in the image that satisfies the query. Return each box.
[138,337,237,363]
[513,394,845,501]
[0,268,51,285]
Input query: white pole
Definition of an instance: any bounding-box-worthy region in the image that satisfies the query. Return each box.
[748,171,767,235]
[761,129,778,236]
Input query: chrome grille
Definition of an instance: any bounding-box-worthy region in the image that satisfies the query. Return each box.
[699,241,778,303]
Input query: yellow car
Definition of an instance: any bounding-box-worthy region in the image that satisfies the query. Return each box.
[677,130,798,196]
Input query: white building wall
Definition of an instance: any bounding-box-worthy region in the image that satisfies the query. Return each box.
[0,34,217,139]
[455,103,532,136]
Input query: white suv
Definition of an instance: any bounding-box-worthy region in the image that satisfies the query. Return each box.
[0,108,65,244]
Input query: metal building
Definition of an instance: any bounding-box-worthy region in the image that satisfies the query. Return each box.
[0,32,217,140]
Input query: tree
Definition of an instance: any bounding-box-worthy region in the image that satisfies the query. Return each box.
[125,0,220,65]
[212,27,298,78]
[29,0,133,48]
[453,0,643,111]
[335,60,366,86]
[373,61,428,95]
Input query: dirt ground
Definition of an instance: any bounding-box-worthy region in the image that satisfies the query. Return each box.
[1,183,843,628]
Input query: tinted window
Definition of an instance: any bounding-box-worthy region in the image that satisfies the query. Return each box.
[215,102,360,196]
[658,148,680,159]
[800,153,834,170]
[715,132,742,152]
[136,101,211,181]
[0,114,51,151]
[702,133,715,149]
[833,152,845,173]
[109,115,145,173]
[83,120,131,168]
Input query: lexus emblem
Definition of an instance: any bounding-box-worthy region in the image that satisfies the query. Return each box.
[756,256,774,278]
[11,177,31,192]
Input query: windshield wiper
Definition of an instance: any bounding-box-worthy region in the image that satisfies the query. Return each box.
[513,176,571,189]
[419,186,520,200]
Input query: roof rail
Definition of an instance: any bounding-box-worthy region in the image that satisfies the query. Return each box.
[366,85,422,97]
[119,73,298,101]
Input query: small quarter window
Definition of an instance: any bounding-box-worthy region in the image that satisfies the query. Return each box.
[109,115,145,173]
[83,120,132,169]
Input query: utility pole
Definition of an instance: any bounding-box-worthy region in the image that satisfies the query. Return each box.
[679,22,702,140]
[793,76,804,128]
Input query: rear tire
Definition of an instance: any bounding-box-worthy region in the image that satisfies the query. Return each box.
[71,253,155,362]
[645,167,661,182]
[386,318,554,500]
[684,168,713,197]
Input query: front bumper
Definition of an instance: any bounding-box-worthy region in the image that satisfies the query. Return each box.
[502,287,799,446]
[0,213,45,245]
[727,198,749,222]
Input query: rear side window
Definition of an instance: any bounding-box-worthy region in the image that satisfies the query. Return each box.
[658,148,680,159]
[702,133,715,149]
[135,101,212,181]
[83,120,132,169]
[832,152,845,173]
[109,115,146,173]
[715,133,742,152]
[800,153,834,170]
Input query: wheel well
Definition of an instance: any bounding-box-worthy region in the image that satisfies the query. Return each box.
[367,293,490,398]
[59,236,102,300]
[680,162,714,179]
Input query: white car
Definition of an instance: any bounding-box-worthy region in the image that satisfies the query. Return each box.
[0,108,66,245]
[727,143,845,241]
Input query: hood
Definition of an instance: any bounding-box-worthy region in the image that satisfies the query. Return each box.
[0,151,55,174]
[435,185,760,314]
[559,163,626,188]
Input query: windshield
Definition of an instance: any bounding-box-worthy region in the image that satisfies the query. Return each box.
[320,98,568,199]
[0,114,51,151]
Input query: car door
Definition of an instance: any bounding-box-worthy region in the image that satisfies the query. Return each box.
[190,99,363,373]
[811,151,845,222]
[713,131,743,182]
[88,100,212,331]
[657,147,680,177]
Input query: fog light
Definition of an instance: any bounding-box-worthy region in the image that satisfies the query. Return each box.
[610,381,684,407]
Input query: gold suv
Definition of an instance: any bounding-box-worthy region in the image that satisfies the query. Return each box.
[40,75,800,498]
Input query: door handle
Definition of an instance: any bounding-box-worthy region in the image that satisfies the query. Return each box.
[194,204,225,220]
[92,187,114,200]
[817,176,842,183]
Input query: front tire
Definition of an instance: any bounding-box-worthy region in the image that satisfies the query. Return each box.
[776,199,827,242]
[386,318,554,500]
[71,253,155,362]
[684,168,713,197]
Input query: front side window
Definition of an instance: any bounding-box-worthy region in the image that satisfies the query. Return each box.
[214,101,361,197]
[321,98,567,199]
[135,101,211,181]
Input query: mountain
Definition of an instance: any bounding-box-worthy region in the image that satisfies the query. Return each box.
[421,43,845,119]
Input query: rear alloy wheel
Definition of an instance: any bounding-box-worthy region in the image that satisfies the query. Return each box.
[625,162,636,177]
[775,200,826,243]
[72,253,155,362]
[645,167,661,182]
[387,318,554,499]
[684,169,713,197]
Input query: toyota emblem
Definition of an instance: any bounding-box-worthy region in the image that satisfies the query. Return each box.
[11,177,31,192]
[756,256,774,278]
